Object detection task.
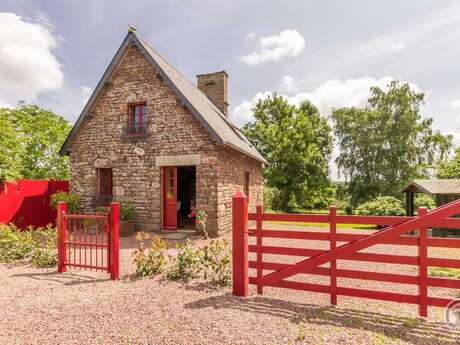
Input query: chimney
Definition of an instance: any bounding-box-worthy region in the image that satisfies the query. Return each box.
[197,71,228,116]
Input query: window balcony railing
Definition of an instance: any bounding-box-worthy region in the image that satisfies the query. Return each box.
[122,121,150,140]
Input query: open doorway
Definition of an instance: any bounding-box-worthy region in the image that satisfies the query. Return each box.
[177,166,196,229]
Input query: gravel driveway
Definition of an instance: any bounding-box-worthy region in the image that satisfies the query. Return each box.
[1,225,459,345]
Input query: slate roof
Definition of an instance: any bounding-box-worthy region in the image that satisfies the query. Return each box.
[59,31,266,163]
[401,179,460,195]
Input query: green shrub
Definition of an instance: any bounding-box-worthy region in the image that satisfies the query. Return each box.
[0,224,57,266]
[166,240,202,282]
[263,185,282,211]
[0,224,35,262]
[344,204,353,215]
[50,191,80,213]
[201,239,231,287]
[356,196,405,216]
[30,225,57,267]
[132,232,168,277]
[414,194,436,210]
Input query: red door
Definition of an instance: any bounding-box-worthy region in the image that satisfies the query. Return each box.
[163,166,177,229]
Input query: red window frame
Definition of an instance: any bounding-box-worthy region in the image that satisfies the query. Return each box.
[98,168,112,197]
[128,102,147,133]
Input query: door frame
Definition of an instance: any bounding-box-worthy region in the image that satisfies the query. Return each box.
[162,166,177,230]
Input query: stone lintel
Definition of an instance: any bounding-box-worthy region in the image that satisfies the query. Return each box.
[155,154,201,167]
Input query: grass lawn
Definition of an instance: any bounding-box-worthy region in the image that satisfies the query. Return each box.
[265,208,376,230]
[267,220,375,230]
[429,267,460,279]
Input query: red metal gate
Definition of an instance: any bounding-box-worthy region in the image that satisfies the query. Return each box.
[232,191,460,317]
[57,201,119,280]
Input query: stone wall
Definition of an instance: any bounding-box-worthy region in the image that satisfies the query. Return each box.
[69,43,219,231]
[216,146,263,234]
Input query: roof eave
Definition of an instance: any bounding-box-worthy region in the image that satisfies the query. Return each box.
[223,141,267,164]
[59,32,137,156]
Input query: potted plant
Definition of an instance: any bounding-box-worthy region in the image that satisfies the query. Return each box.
[94,202,135,237]
[50,191,81,214]
[119,201,135,237]
[188,207,208,238]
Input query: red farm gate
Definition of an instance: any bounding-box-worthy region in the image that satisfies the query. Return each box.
[232,191,460,317]
[57,201,119,280]
[0,179,69,228]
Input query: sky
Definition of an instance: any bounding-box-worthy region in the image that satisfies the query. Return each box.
[1,0,460,159]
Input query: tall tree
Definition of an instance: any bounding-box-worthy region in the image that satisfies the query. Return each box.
[0,103,71,181]
[0,110,21,182]
[243,95,333,210]
[332,81,452,206]
[437,147,460,179]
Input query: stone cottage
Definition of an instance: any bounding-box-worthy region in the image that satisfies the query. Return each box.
[59,29,266,236]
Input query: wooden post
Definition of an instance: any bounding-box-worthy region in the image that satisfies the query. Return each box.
[109,202,120,280]
[57,201,67,273]
[330,205,337,305]
[256,205,263,295]
[232,191,248,297]
[418,207,428,317]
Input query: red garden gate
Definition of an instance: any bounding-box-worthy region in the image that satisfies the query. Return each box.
[57,201,119,280]
[232,191,460,317]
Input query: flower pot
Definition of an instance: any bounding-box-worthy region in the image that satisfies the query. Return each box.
[119,220,135,237]
[195,223,208,238]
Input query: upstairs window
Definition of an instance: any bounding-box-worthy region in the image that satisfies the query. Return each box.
[128,102,148,135]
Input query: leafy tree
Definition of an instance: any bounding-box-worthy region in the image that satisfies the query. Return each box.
[332,81,452,206]
[356,196,405,217]
[0,103,71,183]
[9,103,71,180]
[437,147,460,179]
[243,95,333,210]
[0,111,21,182]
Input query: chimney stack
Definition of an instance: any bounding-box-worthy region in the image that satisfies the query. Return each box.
[197,71,228,116]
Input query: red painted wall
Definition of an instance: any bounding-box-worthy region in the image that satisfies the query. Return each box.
[0,179,69,228]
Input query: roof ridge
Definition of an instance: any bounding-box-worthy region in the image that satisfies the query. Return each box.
[134,33,242,130]
[59,31,266,163]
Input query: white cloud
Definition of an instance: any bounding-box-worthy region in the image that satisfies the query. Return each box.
[80,86,92,106]
[0,12,64,106]
[391,42,405,51]
[246,32,256,39]
[230,76,420,126]
[231,91,272,126]
[449,99,460,108]
[241,29,305,65]
[280,75,296,93]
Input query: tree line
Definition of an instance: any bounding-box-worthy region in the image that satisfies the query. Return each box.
[0,102,71,183]
[1,81,459,213]
[244,81,455,211]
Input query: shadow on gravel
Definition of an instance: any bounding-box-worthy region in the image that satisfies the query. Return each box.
[184,294,460,345]
[11,271,109,286]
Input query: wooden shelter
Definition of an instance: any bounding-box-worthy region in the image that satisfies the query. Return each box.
[401,179,460,216]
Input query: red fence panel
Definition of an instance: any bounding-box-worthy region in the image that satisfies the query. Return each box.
[0,179,69,228]
[232,192,460,318]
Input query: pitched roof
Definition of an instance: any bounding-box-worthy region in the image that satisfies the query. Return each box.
[401,179,460,195]
[59,32,266,163]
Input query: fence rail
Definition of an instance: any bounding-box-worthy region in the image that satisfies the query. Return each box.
[232,191,460,317]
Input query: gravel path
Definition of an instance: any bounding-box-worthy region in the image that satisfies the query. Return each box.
[1,225,460,345]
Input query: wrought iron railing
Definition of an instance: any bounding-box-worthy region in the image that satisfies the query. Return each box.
[122,121,150,140]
